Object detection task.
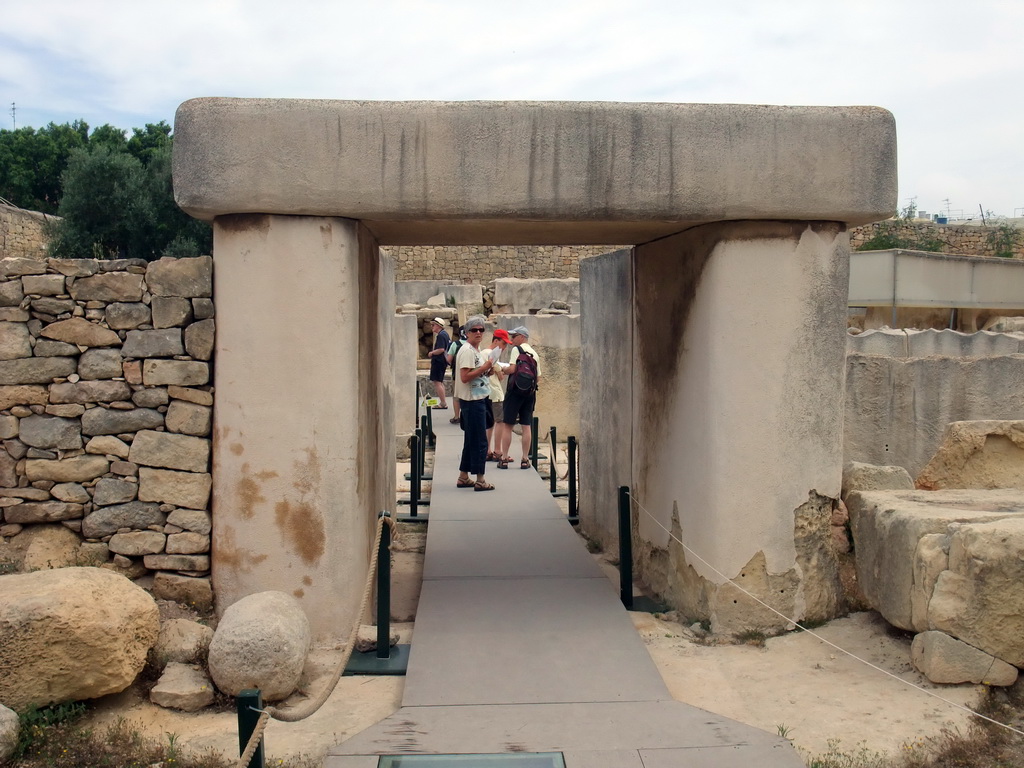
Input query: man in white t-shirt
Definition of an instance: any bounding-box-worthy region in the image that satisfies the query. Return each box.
[497,326,542,471]
[455,315,495,491]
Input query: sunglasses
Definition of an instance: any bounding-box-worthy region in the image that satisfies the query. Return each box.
[468,327,485,333]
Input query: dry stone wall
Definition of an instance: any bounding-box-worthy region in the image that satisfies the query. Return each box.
[0,204,52,261]
[387,244,619,282]
[849,220,1024,259]
[0,255,214,607]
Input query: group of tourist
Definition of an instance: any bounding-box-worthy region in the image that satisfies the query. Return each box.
[427,316,541,492]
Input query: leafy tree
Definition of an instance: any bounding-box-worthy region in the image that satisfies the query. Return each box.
[89,123,129,154]
[0,121,88,212]
[127,121,172,166]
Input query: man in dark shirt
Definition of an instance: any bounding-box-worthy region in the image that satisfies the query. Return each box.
[427,318,451,410]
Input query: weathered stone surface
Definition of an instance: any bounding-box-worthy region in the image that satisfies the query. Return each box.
[32,339,78,357]
[4,501,83,524]
[122,329,184,359]
[0,357,76,385]
[0,414,17,440]
[0,567,159,710]
[0,321,32,360]
[0,702,17,763]
[48,259,98,278]
[166,532,209,554]
[167,508,211,535]
[129,430,209,472]
[81,501,164,538]
[0,385,47,409]
[22,273,66,296]
[45,404,85,418]
[133,388,169,408]
[31,297,75,315]
[1,257,47,277]
[916,421,1024,491]
[847,489,1024,631]
[842,461,914,500]
[354,624,400,653]
[168,385,213,406]
[0,280,24,306]
[154,618,214,667]
[40,317,120,347]
[142,359,209,386]
[92,477,138,506]
[911,630,1018,686]
[151,296,194,329]
[51,482,90,503]
[928,515,1024,667]
[143,553,209,571]
[192,298,215,319]
[184,318,215,361]
[18,415,82,450]
[68,272,144,302]
[146,256,212,298]
[208,591,310,701]
[81,407,163,435]
[153,572,213,611]
[50,380,132,404]
[138,468,211,509]
[108,530,166,556]
[105,302,151,329]
[149,663,215,712]
[20,524,83,570]
[78,348,124,380]
[25,455,109,483]
[0,452,16,486]
[85,434,131,458]
[165,401,212,436]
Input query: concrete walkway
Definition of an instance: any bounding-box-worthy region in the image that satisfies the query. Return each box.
[326,418,804,767]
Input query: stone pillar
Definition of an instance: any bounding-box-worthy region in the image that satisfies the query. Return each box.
[210,214,393,643]
[393,313,418,436]
[631,222,847,633]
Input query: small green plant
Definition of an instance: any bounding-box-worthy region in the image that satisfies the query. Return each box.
[776,723,794,739]
[805,739,891,768]
[14,701,88,759]
[987,223,1022,259]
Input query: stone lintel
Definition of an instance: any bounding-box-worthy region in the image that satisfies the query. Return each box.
[173,99,896,244]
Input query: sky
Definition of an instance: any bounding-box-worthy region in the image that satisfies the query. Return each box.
[3,0,1022,220]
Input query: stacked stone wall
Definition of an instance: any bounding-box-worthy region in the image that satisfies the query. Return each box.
[849,220,1024,260]
[387,244,619,282]
[0,204,52,261]
[0,255,215,607]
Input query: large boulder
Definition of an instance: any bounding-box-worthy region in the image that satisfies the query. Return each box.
[0,567,159,710]
[207,591,310,701]
[911,630,1018,686]
[0,703,18,763]
[848,489,1024,669]
[916,420,1024,491]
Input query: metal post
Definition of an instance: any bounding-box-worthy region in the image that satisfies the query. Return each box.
[530,416,539,468]
[376,511,392,659]
[549,426,558,493]
[419,416,428,478]
[425,403,435,447]
[237,689,266,768]
[618,485,633,609]
[409,432,420,518]
[568,436,578,519]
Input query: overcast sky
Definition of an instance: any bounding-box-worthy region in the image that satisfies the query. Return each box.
[3,0,1021,219]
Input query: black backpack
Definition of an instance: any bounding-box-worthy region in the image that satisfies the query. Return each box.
[512,346,538,393]
[449,339,464,380]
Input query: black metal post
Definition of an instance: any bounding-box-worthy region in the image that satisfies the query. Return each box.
[237,689,266,768]
[414,381,421,430]
[549,426,558,493]
[568,436,578,519]
[618,485,633,609]
[376,511,392,659]
[425,404,435,447]
[530,416,539,468]
[409,432,420,518]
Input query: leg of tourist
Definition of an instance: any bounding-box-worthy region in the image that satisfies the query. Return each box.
[432,379,447,408]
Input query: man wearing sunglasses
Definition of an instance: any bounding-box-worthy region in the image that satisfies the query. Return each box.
[454,315,496,491]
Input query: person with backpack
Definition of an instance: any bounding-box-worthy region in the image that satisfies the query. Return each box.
[497,325,542,470]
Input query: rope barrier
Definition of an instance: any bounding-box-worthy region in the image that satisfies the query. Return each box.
[625,489,1024,739]
[234,513,397,767]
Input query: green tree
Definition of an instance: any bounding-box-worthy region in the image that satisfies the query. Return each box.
[145,145,212,258]
[89,123,129,154]
[0,120,89,212]
[127,121,172,166]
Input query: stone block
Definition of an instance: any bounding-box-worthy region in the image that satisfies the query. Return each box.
[916,421,1024,491]
[0,357,77,385]
[166,508,211,535]
[0,385,47,409]
[50,381,132,404]
[149,663,215,712]
[39,317,120,347]
[165,400,211,436]
[150,296,194,329]
[183,318,215,361]
[841,461,916,500]
[191,298,215,320]
[105,302,151,329]
[0,257,48,277]
[166,532,209,554]
[81,501,164,538]
[167,385,213,406]
[138,467,212,509]
[25,456,109,483]
[32,339,78,357]
[21,274,66,296]
[146,256,212,298]
[129,430,210,473]
[143,553,210,571]
[81,407,164,436]
[153,572,213,611]
[68,272,144,302]
[92,477,139,506]
[18,415,82,450]
[4,501,84,524]
[0,280,24,307]
[51,482,90,503]
[143,359,209,386]
[122,329,184,359]
[0,415,17,440]
[85,435,131,459]
[78,348,125,380]
[0,322,32,360]
[911,630,1018,686]
[108,530,166,556]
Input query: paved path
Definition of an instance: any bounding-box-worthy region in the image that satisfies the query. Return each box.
[326,418,803,767]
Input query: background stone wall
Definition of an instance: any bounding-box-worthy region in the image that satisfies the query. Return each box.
[0,255,215,609]
[0,204,52,261]
[848,220,1024,259]
[386,244,618,282]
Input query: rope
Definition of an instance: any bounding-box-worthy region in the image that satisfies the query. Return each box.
[625,489,1024,739]
[234,514,397,767]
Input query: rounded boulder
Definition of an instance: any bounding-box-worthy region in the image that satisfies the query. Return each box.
[0,567,160,710]
[207,591,311,701]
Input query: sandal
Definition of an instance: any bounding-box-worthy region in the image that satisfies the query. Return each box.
[474,480,495,492]
[486,451,500,462]
[520,458,531,469]
[497,457,509,470]
[432,405,448,410]
[456,477,475,488]
[449,417,460,424]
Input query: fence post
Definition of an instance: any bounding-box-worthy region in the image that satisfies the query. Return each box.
[548,426,558,493]
[530,416,539,468]
[376,511,392,659]
[418,416,428,477]
[237,689,266,768]
[568,436,578,520]
[409,432,420,518]
[618,485,633,609]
